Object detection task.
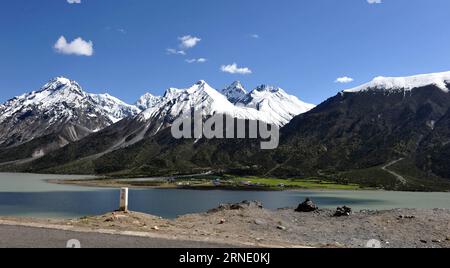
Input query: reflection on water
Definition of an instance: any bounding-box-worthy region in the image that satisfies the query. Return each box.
[0,173,449,219]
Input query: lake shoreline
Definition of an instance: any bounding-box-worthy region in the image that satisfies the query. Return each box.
[46,177,368,192]
[2,173,450,221]
[1,201,449,248]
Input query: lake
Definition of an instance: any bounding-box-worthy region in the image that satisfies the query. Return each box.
[0,173,449,219]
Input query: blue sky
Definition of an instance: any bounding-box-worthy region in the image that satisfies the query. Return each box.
[1,0,450,105]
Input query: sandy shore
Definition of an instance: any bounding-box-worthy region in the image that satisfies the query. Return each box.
[1,201,449,248]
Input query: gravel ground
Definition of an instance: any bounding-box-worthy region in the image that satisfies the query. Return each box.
[1,201,449,248]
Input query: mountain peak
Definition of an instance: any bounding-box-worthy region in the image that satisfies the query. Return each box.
[40,76,83,96]
[0,77,142,150]
[193,80,212,89]
[344,71,450,93]
[49,76,71,85]
[187,80,218,96]
[222,81,247,103]
[196,80,207,85]
[89,93,141,123]
[163,88,184,99]
[46,76,78,87]
[230,80,244,88]
[135,92,162,110]
[241,84,315,125]
[161,81,218,103]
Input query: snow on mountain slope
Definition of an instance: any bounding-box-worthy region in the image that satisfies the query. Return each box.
[236,84,316,126]
[0,77,85,124]
[344,71,450,93]
[140,80,265,122]
[135,93,163,111]
[89,93,141,123]
[0,77,315,160]
[0,77,140,148]
[138,80,314,127]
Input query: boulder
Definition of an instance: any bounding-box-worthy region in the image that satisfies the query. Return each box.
[334,206,352,217]
[399,215,416,219]
[295,198,319,212]
[208,200,263,213]
[230,200,263,210]
[254,219,266,225]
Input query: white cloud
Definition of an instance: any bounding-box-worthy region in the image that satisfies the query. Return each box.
[335,76,354,84]
[166,48,186,55]
[178,35,201,49]
[186,58,207,63]
[167,35,201,56]
[367,0,382,4]
[54,36,93,56]
[67,0,81,4]
[221,63,252,75]
[250,34,260,39]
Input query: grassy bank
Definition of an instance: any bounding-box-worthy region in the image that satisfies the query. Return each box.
[228,176,361,190]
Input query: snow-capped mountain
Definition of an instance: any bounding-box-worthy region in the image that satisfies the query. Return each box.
[89,93,141,123]
[222,82,316,125]
[14,80,317,174]
[281,71,450,189]
[0,77,140,152]
[0,77,314,164]
[236,84,316,126]
[138,80,314,127]
[30,80,315,164]
[222,81,247,104]
[135,93,163,111]
[343,71,450,93]
[136,80,275,141]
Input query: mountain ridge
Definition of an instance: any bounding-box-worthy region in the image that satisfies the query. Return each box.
[137,80,313,127]
[343,71,450,93]
[0,77,313,163]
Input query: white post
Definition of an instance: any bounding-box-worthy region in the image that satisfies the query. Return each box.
[119,187,129,212]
